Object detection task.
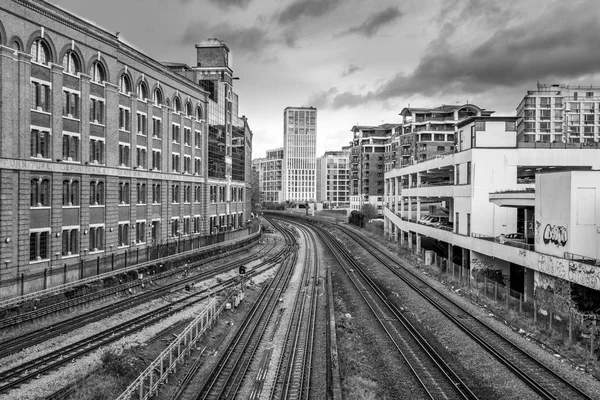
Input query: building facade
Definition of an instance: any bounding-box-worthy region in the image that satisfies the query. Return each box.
[349,124,400,212]
[283,107,317,203]
[384,115,600,310]
[517,83,600,144]
[316,148,350,209]
[0,0,251,297]
[253,148,284,204]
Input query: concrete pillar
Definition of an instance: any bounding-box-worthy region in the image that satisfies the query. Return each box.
[407,197,412,221]
[399,229,405,246]
[447,243,453,264]
[416,234,422,254]
[416,197,421,221]
[408,231,413,249]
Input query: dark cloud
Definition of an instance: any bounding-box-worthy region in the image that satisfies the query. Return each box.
[307,87,338,109]
[180,0,252,9]
[180,23,270,57]
[276,0,343,25]
[317,1,600,109]
[336,7,402,38]
[341,63,362,77]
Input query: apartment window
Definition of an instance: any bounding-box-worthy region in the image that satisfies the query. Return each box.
[554,98,563,108]
[63,91,80,118]
[540,97,551,108]
[194,157,201,175]
[89,62,106,83]
[540,109,551,120]
[151,221,160,242]
[456,164,461,184]
[62,51,81,74]
[61,228,79,256]
[90,139,105,164]
[434,134,445,141]
[573,92,578,100]
[137,82,149,100]
[31,81,51,112]
[30,178,51,207]
[62,180,80,206]
[437,146,445,151]
[172,124,181,143]
[172,153,180,172]
[184,156,191,174]
[119,74,132,94]
[118,223,130,247]
[466,162,471,184]
[90,98,105,124]
[62,133,80,161]
[584,126,595,136]
[505,121,516,131]
[137,113,148,135]
[183,217,191,235]
[584,114,595,125]
[467,213,471,236]
[136,147,147,169]
[172,184,180,203]
[31,129,50,158]
[186,102,193,117]
[152,150,162,171]
[29,231,50,261]
[455,212,459,234]
[152,118,162,138]
[137,183,147,204]
[152,183,161,203]
[475,121,486,131]
[470,126,476,148]
[524,122,535,133]
[194,185,201,202]
[89,181,105,205]
[196,106,203,120]
[153,88,163,106]
[30,39,50,65]
[89,226,105,251]
[119,144,130,167]
[173,97,181,113]
[119,182,130,204]
[184,128,191,145]
[586,92,594,99]
[195,130,201,148]
[193,216,201,233]
[539,122,551,133]
[171,218,179,237]
[183,185,191,203]
[524,110,536,120]
[554,122,563,133]
[135,221,146,244]
[119,107,131,131]
[210,186,216,203]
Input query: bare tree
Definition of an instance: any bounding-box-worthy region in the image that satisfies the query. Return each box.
[360,203,378,220]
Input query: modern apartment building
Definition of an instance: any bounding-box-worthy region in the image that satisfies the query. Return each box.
[517,83,600,144]
[283,107,317,203]
[349,124,400,212]
[384,115,600,310]
[316,148,351,209]
[398,104,492,166]
[253,148,284,204]
[0,0,251,297]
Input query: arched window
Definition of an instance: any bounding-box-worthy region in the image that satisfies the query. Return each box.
[153,88,163,106]
[119,74,132,94]
[195,106,203,120]
[185,101,193,117]
[137,81,148,100]
[89,61,106,83]
[62,51,80,74]
[30,38,50,65]
[12,40,21,52]
[173,97,181,113]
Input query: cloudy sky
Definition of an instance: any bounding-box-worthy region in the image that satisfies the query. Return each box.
[52,0,600,158]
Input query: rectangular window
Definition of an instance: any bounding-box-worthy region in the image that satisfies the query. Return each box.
[466,162,471,184]
[61,228,79,256]
[29,231,50,261]
[31,129,51,159]
[505,121,516,131]
[195,130,201,148]
[184,127,191,146]
[194,157,201,175]
[193,216,201,233]
[31,81,51,112]
[31,178,51,207]
[62,180,80,206]
[183,217,191,235]
[152,150,162,171]
[539,97,551,108]
[172,124,180,143]
[455,212,459,234]
[172,184,180,203]
[171,218,179,237]
[183,185,191,203]
[89,181,105,205]
[63,91,80,118]
[475,121,486,131]
[467,213,471,236]
[119,182,130,204]
[119,107,131,131]
[151,221,160,242]
[456,164,460,184]
[90,139,105,164]
[152,183,161,203]
[172,153,180,172]
[137,113,148,135]
[539,122,551,133]
[137,182,147,204]
[436,146,445,151]
[89,226,105,251]
[135,221,146,244]
[152,118,162,138]
[118,223,130,247]
[119,144,130,167]
[62,133,80,161]
[586,91,594,99]
[136,147,147,169]
[184,156,191,174]
[540,109,551,120]
[89,98,105,124]
[194,185,201,202]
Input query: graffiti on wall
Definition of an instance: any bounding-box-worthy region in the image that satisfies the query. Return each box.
[536,254,600,291]
[471,258,508,285]
[534,220,541,244]
[542,224,568,247]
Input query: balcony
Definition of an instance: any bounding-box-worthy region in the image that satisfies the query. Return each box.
[564,252,600,266]
[472,232,534,251]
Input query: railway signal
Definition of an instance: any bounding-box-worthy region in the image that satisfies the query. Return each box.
[239,265,246,275]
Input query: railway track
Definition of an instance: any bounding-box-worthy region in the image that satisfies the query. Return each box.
[193,219,299,400]
[0,243,288,396]
[290,218,476,399]
[269,223,320,400]
[330,221,593,400]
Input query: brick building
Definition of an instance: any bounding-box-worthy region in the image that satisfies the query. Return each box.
[0,0,251,297]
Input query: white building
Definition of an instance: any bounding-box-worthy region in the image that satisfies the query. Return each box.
[316,148,351,209]
[283,107,317,203]
[252,148,284,204]
[384,115,600,309]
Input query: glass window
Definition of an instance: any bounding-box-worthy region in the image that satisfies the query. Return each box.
[30,39,50,65]
[119,74,132,93]
[89,62,106,83]
[62,51,80,74]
